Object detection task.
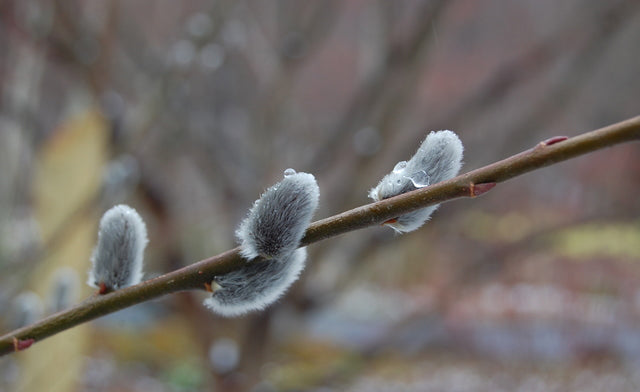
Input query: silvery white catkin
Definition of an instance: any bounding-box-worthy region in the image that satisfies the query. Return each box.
[204,247,307,317]
[87,204,148,291]
[369,130,464,233]
[236,170,320,260]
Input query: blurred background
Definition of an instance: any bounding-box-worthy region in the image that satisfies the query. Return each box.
[1,0,640,391]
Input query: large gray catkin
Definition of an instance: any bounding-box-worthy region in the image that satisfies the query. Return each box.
[236,170,319,260]
[206,169,319,317]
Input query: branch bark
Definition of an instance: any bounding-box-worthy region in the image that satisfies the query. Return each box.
[2,115,639,356]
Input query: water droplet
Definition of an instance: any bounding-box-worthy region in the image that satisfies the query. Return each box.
[283,168,296,177]
[406,170,430,188]
[393,161,407,173]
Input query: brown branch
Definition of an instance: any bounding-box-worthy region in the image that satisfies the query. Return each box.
[1,115,639,356]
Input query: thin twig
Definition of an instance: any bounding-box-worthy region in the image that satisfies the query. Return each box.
[1,115,639,356]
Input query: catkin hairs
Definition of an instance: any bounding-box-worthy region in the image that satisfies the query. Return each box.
[206,169,319,316]
[204,248,307,317]
[87,204,148,291]
[369,130,463,233]
[236,170,319,260]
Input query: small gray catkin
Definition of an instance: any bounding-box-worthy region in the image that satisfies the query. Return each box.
[87,204,148,291]
[369,130,464,233]
[204,247,308,317]
[236,169,319,260]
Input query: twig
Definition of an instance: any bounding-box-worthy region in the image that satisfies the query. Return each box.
[1,115,639,356]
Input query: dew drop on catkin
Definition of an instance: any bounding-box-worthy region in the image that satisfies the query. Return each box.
[369,130,463,233]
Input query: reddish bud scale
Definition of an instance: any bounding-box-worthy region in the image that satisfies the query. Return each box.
[471,182,497,197]
[98,282,109,295]
[13,337,35,351]
[541,136,568,146]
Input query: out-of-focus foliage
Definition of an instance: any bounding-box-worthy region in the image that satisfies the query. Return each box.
[1,0,639,391]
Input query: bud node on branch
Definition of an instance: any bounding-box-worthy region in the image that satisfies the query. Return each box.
[13,337,35,352]
[470,182,497,197]
[540,136,569,147]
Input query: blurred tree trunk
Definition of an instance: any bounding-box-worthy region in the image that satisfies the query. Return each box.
[17,110,108,392]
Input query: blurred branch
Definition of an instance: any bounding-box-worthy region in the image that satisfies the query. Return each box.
[1,114,639,356]
[496,0,640,155]
[428,0,638,134]
[310,0,449,173]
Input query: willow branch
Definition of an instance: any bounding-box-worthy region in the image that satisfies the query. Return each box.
[2,115,639,356]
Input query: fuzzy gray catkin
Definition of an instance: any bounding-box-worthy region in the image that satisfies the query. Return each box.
[206,169,319,317]
[87,204,148,291]
[204,247,307,317]
[369,130,464,233]
[236,170,319,260]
